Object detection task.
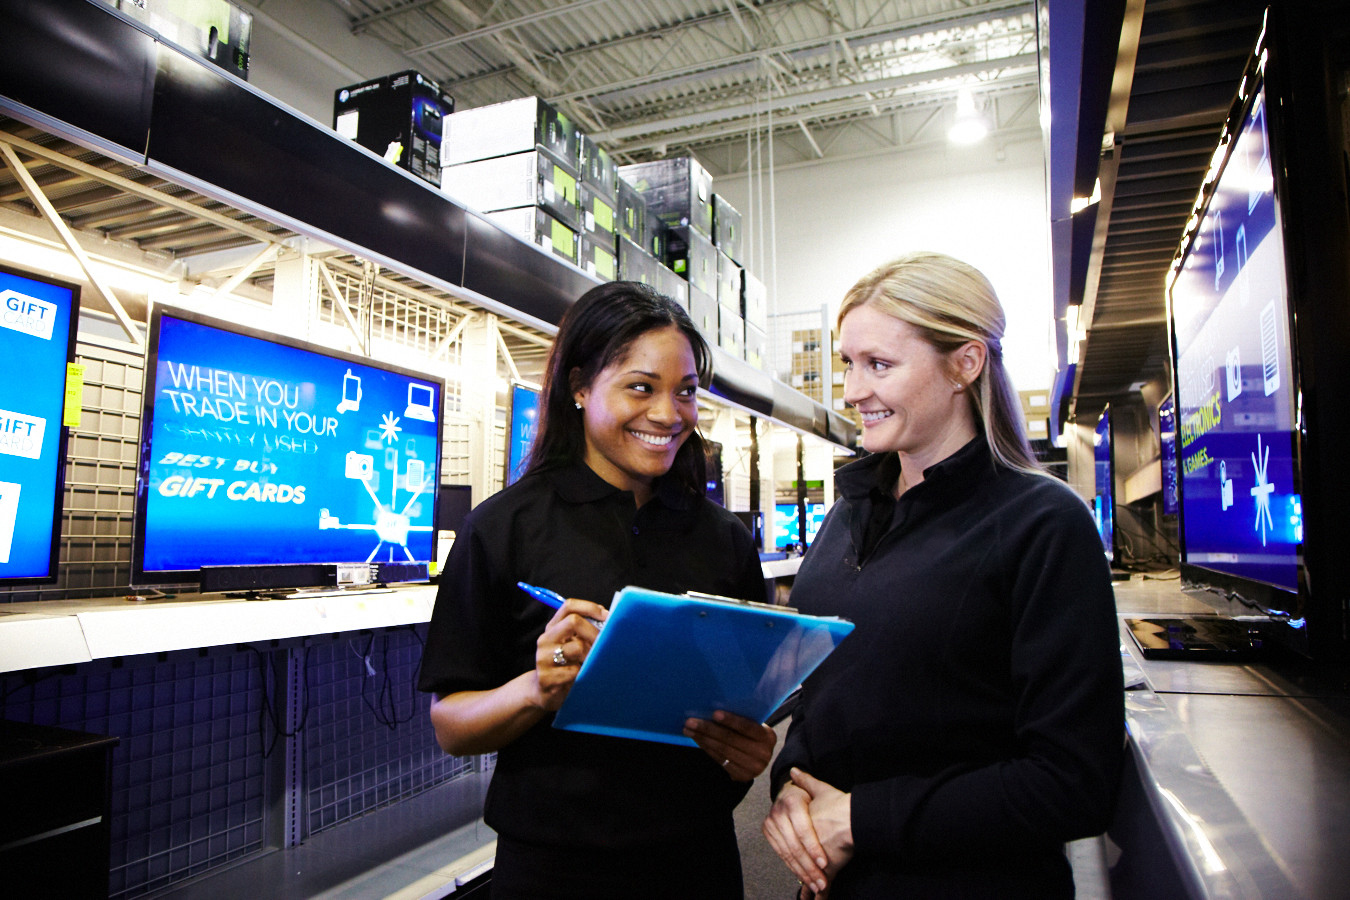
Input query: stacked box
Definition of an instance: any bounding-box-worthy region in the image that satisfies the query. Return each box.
[713,194,743,264]
[742,270,768,331]
[719,306,745,359]
[124,0,253,79]
[579,233,618,281]
[441,148,580,231]
[334,71,453,186]
[744,322,767,369]
[578,183,618,245]
[484,206,578,265]
[665,225,717,298]
[442,96,579,168]
[687,285,719,345]
[616,236,688,306]
[580,134,618,200]
[617,178,646,246]
[619,157,714,238]
[716,251,742,314]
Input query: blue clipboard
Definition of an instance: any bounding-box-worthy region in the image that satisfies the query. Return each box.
[551,586,854,746]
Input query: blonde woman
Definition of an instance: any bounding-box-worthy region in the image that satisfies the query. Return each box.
[763,252,1123,899]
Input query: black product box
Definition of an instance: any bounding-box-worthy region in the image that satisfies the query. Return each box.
[122,0,253,79]
[742,270,768,330]
[442,96,579,168]
[616,236,688,306]
[713,194,743,264]
[688,285,719,344]
[441,147,580,231]
[666,225,717,298]
[579,182,618,244]
[334,71,453,187]
[745,321,767,370]
[716,251,743,313]
[617,178,646,245]
[719,306,745,359]
[619,157,714,238]
[484,206,579,265]
[580,134,618,200]
[580,233,618,281]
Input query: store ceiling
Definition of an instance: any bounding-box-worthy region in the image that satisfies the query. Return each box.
[313,0,1044,175]
[1067,0,1267,420]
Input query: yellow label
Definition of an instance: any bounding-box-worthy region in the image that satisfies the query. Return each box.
[63,363,84,428]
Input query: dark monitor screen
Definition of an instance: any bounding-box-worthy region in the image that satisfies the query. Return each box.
[0,265,81,583]
[1167,75,1301,594]
[1093,408,1114,561]
[506,382,539,485]
[134,307,443,584]
[437,483,472,534]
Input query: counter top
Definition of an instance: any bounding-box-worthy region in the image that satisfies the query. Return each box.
[1112,576,1350,900]
[0,585,437,674]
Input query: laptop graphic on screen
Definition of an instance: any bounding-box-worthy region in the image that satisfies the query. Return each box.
[405,383,436,422]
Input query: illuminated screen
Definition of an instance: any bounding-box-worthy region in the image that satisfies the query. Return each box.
[774,503,824,549]
[1093,410,1113,561]
[0,266,80,582]
[506,383,539,485]
[1159,394,1179,517]
[1168,79,1301,592]
[134,308,443,583]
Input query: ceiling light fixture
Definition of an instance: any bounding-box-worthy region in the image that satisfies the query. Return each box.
[948,89,989,145]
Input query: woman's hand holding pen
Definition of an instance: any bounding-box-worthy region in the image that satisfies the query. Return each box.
[683,710,777,782]
[763,767,854,898]
[532,598,608,711]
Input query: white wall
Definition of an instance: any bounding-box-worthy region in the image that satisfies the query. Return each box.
[715,135,1053,392]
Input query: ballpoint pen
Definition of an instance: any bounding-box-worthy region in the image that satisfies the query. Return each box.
[517,582,605,630]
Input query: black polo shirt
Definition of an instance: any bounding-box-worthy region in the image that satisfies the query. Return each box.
[417,462,765,855]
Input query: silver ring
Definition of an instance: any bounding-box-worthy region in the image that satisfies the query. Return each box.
[721,758,730,768]
[552,646,567,666]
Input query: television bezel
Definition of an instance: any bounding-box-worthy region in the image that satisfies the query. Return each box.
[1092,405,1116,566]
[132,305,445,587]
[0,263,81,585]
[1157,392,1179,519]
[1164,8,1350,662]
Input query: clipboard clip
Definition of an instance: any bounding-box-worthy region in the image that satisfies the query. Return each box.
[682,590,797,614]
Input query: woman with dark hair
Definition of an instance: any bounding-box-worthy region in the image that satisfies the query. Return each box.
[762,252,1123,899]
[418,281,776,899]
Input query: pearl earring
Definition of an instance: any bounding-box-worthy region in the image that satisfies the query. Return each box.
[575,402,583,410]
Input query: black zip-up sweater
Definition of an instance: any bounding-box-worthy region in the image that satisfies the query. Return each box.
[772,438,1124,899]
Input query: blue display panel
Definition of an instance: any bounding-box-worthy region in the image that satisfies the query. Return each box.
[1168,80,1301,593]
[135,310,443,582]
[506,383,539,485]
[0,266,80,582]
[774,503,825,549]
[1158,394,1178,518]
[1093,409,1113,561]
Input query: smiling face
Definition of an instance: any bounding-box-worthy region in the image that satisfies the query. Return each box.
[573,325,699,505]
[839,303,980,469]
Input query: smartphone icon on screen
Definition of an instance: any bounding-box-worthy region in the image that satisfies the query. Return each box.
[406,458,425,490]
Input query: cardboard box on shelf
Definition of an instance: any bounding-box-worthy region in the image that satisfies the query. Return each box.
[580,134,618,200]
[334,70,453,186]
[665,225,717,298]
[619,157,714,238]
[441,147,580,231]
[441,96,579,168]
[484,206,579,265]
[713,194,743,264]
[580,233,618,281]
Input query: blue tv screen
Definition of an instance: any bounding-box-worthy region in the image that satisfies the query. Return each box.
[0,265,80,582]
[774,503,825,549]
[134,308,443,583]
[1093,409,1113,561]
[506,383,540,485]
[1168,78,1301,593]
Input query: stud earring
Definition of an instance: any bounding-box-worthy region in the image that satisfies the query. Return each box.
[575,402,583,410]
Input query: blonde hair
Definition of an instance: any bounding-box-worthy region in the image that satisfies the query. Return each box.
[837,251,1042,475]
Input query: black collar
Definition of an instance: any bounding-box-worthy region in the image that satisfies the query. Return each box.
[836,435,995,501]
[545,461,694,511]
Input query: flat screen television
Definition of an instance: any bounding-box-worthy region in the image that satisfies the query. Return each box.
[1092,407,1115,564]
[506,382,540,485]
[1165,8,1350,662]
[773,502,824,550]
[133,307,443,585]
[1158,393,1179,518]
[0,265,81,583]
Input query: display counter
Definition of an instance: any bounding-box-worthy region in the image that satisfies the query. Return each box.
[1110,577,1350,900]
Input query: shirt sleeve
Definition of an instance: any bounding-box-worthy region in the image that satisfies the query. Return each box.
[416,517,513,696]
[848,491,1125,864]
